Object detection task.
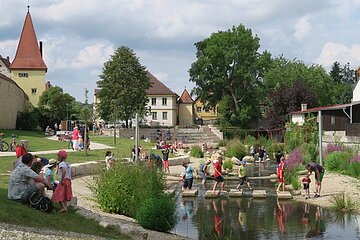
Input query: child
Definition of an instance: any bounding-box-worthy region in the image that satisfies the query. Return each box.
[105,151,115,170]
[162,148,170,173]
[276,156,285,192]
[182,162,194,191]
[236,161,252,190]
[51,150,72,213]
[44,159,58,191]
[199,160,212,187]
[212,156,225,193]
[302,171,311,199]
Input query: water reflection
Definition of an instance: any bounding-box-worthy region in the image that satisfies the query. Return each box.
[172,194,359,240]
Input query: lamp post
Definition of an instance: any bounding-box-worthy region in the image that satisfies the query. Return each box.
[66,104,69,131]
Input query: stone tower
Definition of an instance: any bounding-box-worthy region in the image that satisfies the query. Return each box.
[10,7,47,107]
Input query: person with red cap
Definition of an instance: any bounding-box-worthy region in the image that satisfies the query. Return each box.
[51,150,72,212]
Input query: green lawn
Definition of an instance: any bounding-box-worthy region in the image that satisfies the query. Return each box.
[0,130,68,151]
[0,131,165,238]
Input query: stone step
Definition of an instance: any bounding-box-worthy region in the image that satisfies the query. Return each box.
[182,188,199,197]
[205,190,220,198]
[229,189,243,197]
[277,191,293,200]
[252,190,267,198]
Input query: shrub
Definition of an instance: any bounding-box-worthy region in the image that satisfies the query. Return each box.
[347,162,360,179]
[16,111,39,130]
[92,163,166,217]
[190,146,204,158]
[290,172,300,190]
[325,152,350,171]
[222,159,233,171]
[331,193,355,212]
[325,143,345,156]
[301,143,318,164]
[217,140,228,147]
[136,195,177,232]
[225,139,246,159]
[286,148,303,170]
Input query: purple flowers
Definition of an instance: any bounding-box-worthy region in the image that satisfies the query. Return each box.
[325,143,344,156]
[351,155,360,163]
[285,148,303,170]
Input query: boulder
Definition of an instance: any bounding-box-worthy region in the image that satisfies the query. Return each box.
[231,156,241,165]
[243,156,255,162]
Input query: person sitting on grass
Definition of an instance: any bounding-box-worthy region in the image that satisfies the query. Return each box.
[44,159,58,191]
[182,162,194,191]
[236,161,252,190]
[8,153,52,204]
[276,156,285,192]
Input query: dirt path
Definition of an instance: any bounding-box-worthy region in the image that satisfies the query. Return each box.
[293,172,360,211]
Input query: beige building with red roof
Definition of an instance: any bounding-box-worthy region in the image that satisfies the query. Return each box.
[178,88,194,125]
[9,8,47,107]
[145,72,178,126]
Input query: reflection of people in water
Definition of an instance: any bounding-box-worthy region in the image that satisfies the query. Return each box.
[181,199,196,221]
[276,200,286,234]
[213,200,225,237]
[306,206,325,238]
[237,199,251,232]
[302,204,311,230]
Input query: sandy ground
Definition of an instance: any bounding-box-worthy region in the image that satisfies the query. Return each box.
[293,171,360,211]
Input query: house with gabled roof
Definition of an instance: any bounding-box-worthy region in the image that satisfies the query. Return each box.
[145,72,178,126]
[0,55,11,78]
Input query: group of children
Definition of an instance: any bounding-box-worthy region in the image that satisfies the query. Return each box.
[25,150,72,212]
[181,156,253,193]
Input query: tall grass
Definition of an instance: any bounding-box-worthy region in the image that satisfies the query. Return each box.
[331,193,355,212]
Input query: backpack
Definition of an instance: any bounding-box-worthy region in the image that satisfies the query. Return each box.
[29,192,54,213]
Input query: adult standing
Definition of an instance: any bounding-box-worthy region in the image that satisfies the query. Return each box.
[72,127,80,151]
[8,153,52,203]
[199,159,212,187]
[306,161,325,198]
[54,122,58,135]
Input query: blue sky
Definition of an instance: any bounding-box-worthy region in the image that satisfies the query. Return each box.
[1,0,360,102]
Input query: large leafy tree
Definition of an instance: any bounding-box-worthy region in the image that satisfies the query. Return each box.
[189,24,271,127]
[37,86,78,130]
[263,57,333,107]
[97,46,151,126]
[265,80,317,129]
[329,61,354,104]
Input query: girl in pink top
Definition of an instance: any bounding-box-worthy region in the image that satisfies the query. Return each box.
[72,127,80,150]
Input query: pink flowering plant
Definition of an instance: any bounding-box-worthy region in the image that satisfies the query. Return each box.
[324,143,345,156]
[285,148,303,171]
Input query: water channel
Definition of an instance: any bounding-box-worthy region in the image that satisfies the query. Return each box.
[171,162,360,239]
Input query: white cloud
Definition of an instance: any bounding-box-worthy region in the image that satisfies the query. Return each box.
[0,40,17,60]
[316,42,360,68]
[294,15,312,40]
[71,43,114,69]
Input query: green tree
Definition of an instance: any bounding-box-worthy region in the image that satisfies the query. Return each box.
[329,61,342,84]
[263,56,333,107]
[189,24,271,127]
[37,86,78,130]
[329,61,353,104]
[97,46,151,127]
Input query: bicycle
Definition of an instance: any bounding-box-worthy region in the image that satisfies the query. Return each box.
[0,133,9,152]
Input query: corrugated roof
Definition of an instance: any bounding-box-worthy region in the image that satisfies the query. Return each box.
[179,89,193,103]
[10,11,47,71]
[146,72,176,95]
[290,102,360,115]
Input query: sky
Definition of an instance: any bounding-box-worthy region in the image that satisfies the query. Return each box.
[1,0,360,102]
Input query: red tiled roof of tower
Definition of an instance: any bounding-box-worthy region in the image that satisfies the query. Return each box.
[146,72,176,95]
[179,88,194,103]
[10,11,47,71]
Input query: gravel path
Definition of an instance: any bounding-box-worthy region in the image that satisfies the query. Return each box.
[0,223,107,240]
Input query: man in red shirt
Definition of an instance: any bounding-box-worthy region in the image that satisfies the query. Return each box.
[212,156,225,193]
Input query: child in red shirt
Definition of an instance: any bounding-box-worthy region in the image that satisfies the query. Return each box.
[276,157,285,192]
[302,171,311,199]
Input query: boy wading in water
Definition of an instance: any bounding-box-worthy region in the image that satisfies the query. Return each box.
[236,161,252,190]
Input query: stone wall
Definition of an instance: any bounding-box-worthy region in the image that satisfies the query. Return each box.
[0,75,29,129]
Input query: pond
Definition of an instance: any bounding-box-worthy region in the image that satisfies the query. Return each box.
[171,162,360,239]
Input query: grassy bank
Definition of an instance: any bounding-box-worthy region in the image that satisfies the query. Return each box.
[0,131,163,238]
